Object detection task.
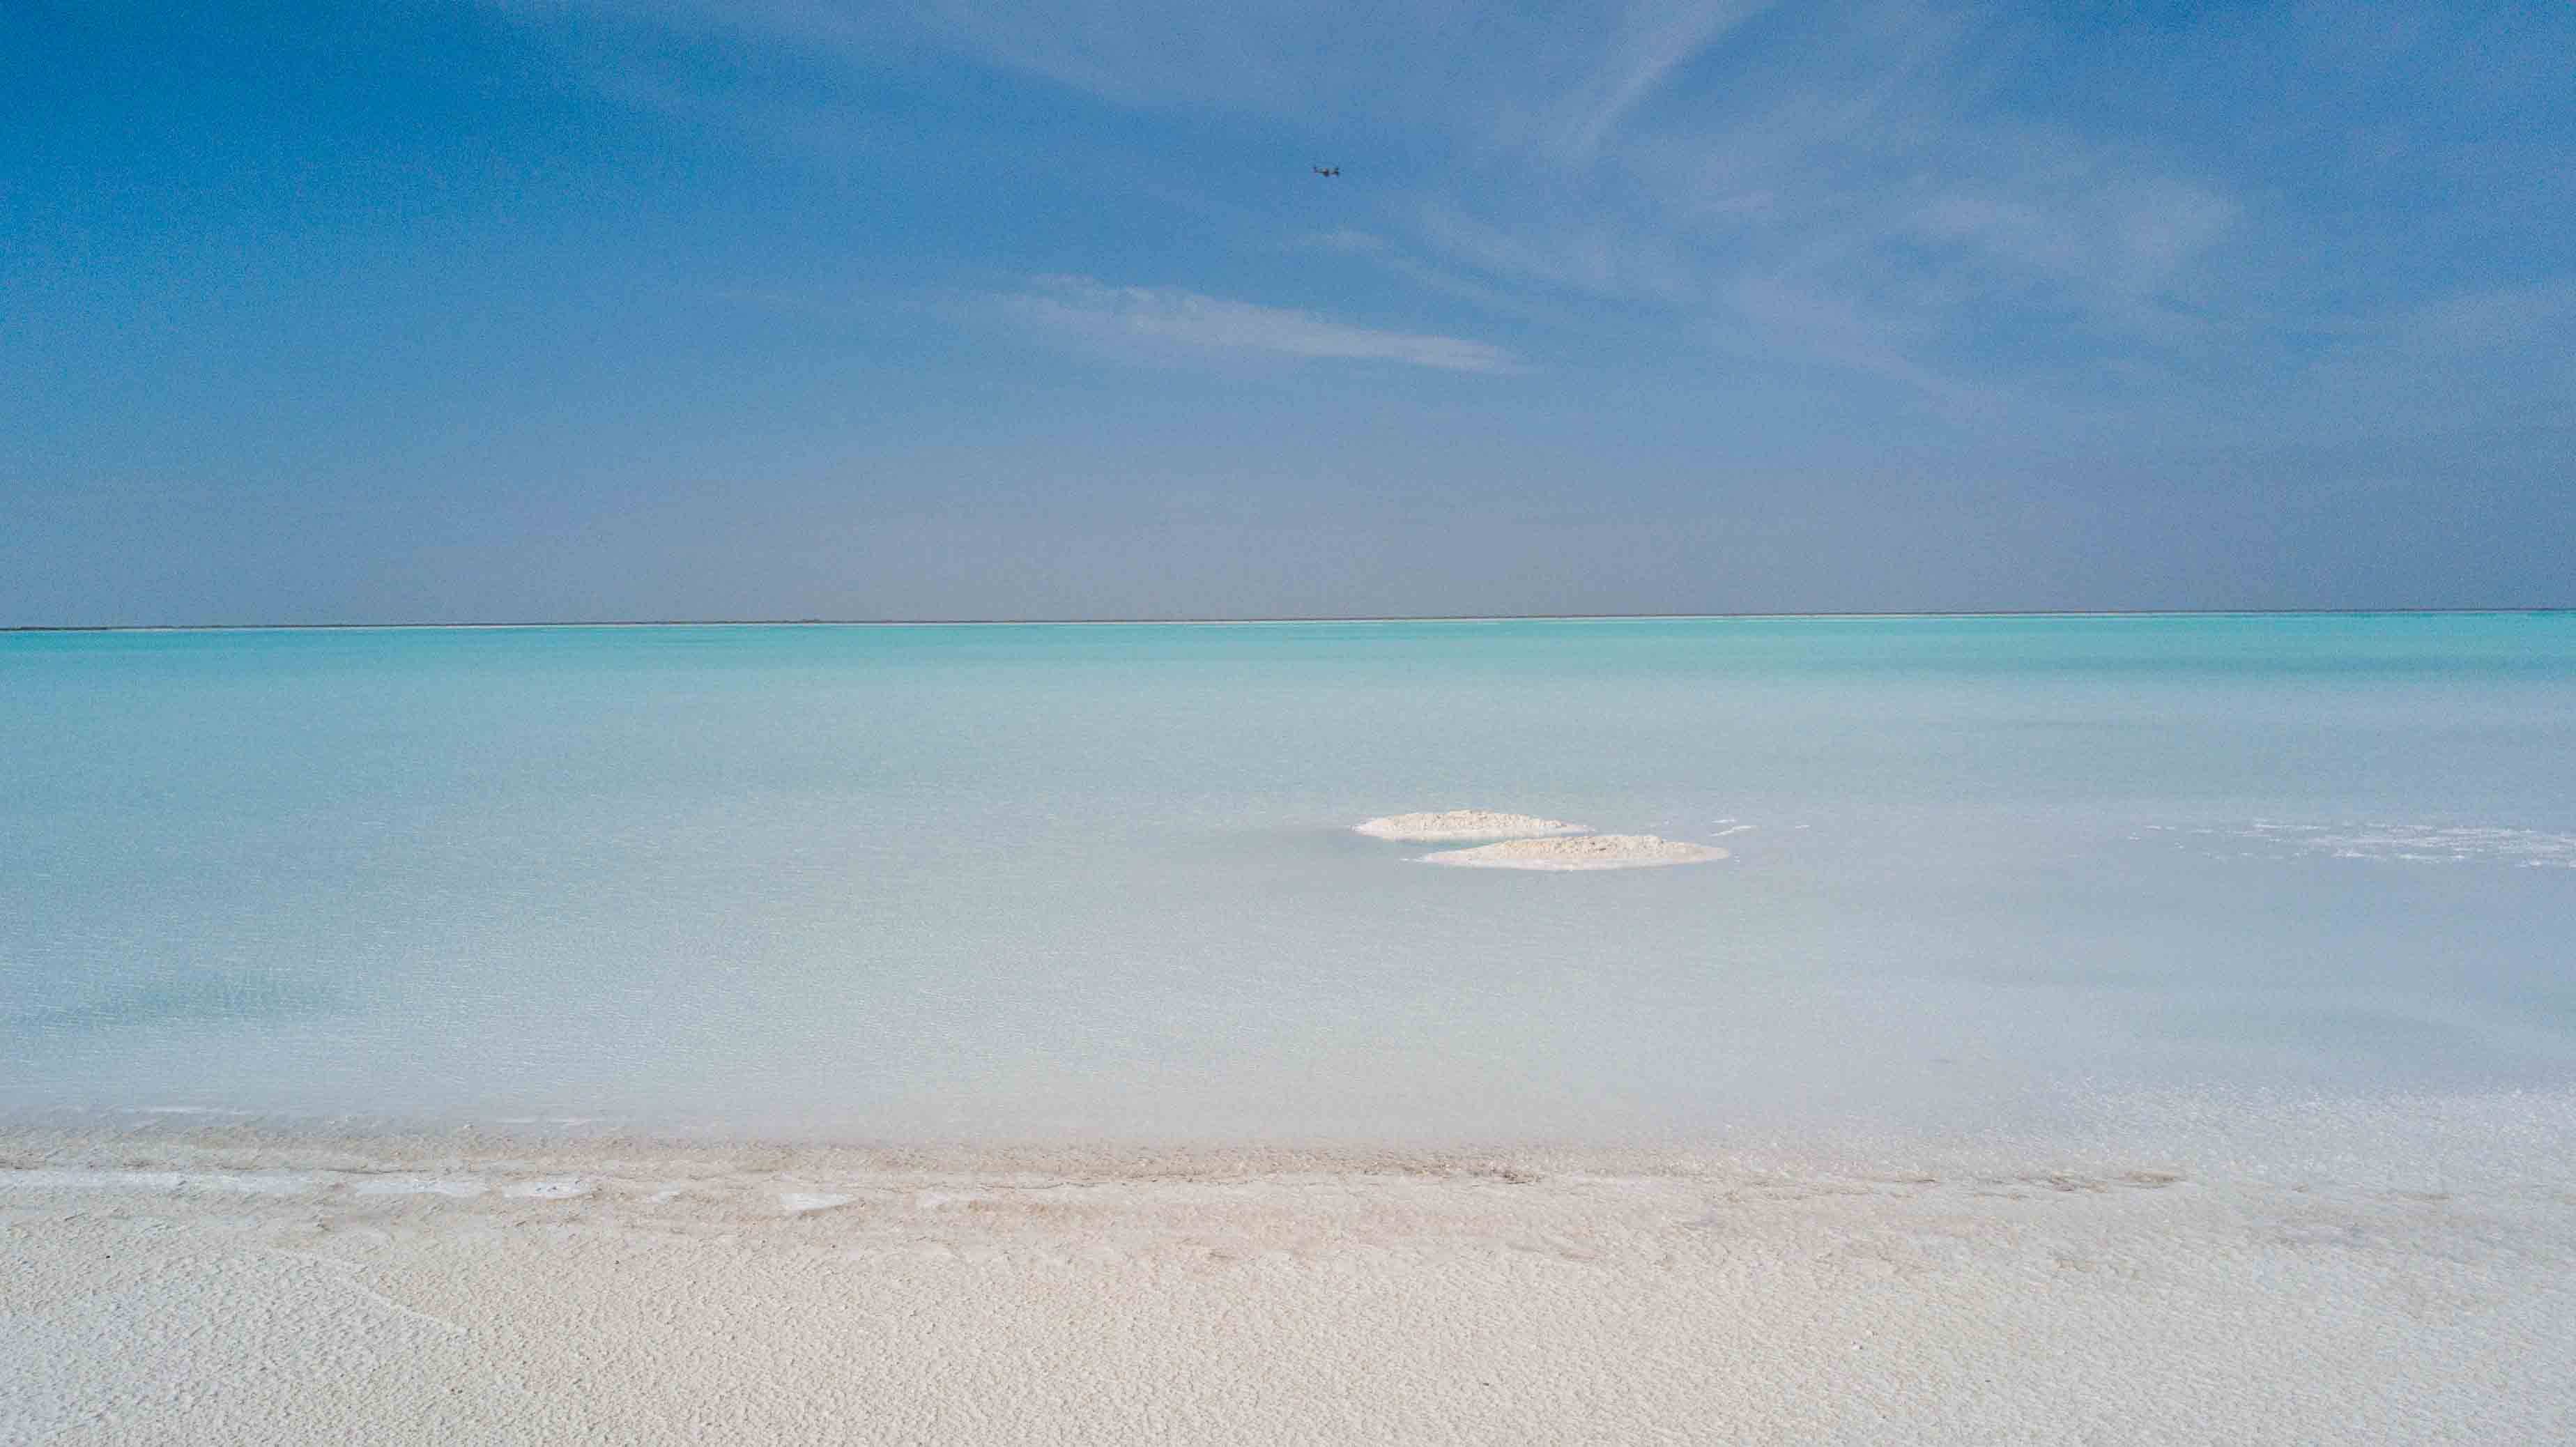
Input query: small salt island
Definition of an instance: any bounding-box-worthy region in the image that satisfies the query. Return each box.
[1353,809,1592,842]
[1420,834,1729,871]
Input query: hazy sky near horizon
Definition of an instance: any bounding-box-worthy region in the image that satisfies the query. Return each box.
[5,1,2570,623]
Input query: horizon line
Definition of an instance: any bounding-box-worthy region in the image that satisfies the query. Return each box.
[6,606,2573,634]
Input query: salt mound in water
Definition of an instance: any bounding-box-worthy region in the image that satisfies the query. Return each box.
[1354,810,1592,842]
[1420,834,1728,871]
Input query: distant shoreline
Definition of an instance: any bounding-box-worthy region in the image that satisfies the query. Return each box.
[6,607,2570,634]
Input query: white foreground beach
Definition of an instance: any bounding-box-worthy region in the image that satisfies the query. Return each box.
[7,1125,2570,1444]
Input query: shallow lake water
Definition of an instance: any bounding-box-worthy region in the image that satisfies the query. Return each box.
[6,615,2573,1156]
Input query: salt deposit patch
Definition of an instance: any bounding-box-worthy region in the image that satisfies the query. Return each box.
[781,1191,856,1214]
[1421,834,1729,871]
[2154,821,2576,868]
[353,1177,489,1197]
[5,1169,323,1196]
[504,1179,592,1200]
[1354,809,1591,842]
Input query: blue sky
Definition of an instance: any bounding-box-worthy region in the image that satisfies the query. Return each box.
[4,0,2569,622]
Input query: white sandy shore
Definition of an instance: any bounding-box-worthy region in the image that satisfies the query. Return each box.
[1352,809,1592,841]
[6,1126,2570,1444]
[1423,833,1731,870]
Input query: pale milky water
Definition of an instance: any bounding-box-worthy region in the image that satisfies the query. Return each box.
[4,615,2574,1156]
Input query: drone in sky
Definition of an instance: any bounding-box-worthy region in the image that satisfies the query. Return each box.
[1311,164,1341,177]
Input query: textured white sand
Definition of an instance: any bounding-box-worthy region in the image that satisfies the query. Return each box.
[1352,809,1592,841]
[1422,833,1731,869]
[6,1127,2571,1444]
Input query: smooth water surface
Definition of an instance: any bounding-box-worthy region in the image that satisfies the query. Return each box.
[5,615,2574,1145]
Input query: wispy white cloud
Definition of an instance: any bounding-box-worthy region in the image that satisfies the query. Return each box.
[2405,280,2576,355]
[1903,172,2239,309]
[1297,228,1388,257]
[1719,273,1998,420]
[1528,1,1776,162]
[2286,280,2576,436]
[1001,276,1524,374]
[496,0,2573,436]
[1290,229,1568,321]
[1414,208,1655,305]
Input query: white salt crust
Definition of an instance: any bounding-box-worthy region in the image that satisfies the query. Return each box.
[1422,833,1731,870]
[352,1177,489,1198]
[1351,809,1593,842]
[6,1120,2570,1444]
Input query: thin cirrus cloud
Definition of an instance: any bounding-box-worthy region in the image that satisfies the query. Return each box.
[496,0,2575,443]
[1000,276,1525,374]
[1524,0,1777,164]
[566,1,2241,404]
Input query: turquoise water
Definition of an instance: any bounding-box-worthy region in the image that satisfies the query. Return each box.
[5,615,2575,1145]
